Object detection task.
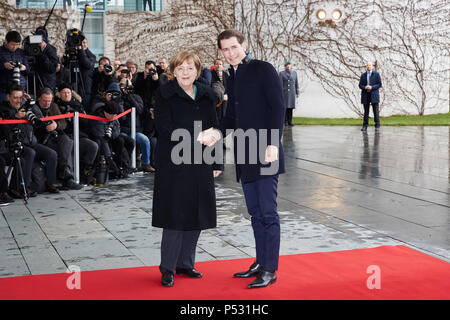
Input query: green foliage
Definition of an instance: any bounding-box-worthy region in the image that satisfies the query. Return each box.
[293,113,450,126]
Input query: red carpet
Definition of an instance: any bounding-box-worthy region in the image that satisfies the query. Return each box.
[0,245,449,300]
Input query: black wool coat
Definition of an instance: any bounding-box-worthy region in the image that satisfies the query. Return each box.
[222,59,286,183]
[152,80,221,231]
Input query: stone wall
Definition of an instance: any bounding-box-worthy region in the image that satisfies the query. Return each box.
[104,10,213,68]
[0,0,225,69]
[104,0,234,69]
[0,2,80,58]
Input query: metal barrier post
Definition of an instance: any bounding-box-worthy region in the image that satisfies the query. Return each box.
[131,107,136,169]
[73,111,80,184]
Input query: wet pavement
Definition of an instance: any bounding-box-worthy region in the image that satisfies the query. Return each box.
[0,126,449,278]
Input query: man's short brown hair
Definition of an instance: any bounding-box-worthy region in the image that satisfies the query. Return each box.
[217,29,245,49]
[169,50,202,79]
[38,87,54,98]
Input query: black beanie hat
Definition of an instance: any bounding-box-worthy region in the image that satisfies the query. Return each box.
[58,82,72,92]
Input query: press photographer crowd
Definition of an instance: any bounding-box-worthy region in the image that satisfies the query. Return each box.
[0,27,228,205]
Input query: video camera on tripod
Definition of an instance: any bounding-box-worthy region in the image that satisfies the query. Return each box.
[64,28,85,64]
[20,29,44,97]
[22,34,43,57]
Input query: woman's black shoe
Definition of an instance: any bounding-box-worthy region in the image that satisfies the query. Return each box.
[176,268,203,278]
[161,272,174,287]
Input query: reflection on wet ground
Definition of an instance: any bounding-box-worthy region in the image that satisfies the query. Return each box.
[0,126,448,277]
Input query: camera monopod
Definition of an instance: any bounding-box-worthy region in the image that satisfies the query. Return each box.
[42,0,58,31]
[81,4,92,32]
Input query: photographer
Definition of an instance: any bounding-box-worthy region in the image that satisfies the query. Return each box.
[33,87,82,190]
[89,88,123,178]
[76,36,95,110]
[54,83,99,184]
[0,155,14,205]
[0,84,59,196]
[0,31,30,102]
[125,60,138,84]
[91,56,115,98]
[33,29,59,92]
[118,78,154,172]
[114,64,130,83]
[0,93,19,203]
[134,60,159,110]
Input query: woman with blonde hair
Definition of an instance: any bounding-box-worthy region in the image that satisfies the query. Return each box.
[152,51,222,287]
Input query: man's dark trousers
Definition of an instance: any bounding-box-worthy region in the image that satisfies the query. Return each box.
[242,175,280,272]
[363,99,380,128]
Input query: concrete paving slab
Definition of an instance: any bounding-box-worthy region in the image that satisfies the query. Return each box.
[0,126,448,279]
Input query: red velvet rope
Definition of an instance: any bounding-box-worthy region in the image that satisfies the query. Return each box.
[0,108,132,124]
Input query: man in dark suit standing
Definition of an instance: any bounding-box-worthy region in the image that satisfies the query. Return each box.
[359,61,382,132]
[279,61,299,126]
[203,29,285,288]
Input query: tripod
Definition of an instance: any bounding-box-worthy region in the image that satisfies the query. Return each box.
[27,71,44,99]
[67,54,85,100]
[6,146,29,204]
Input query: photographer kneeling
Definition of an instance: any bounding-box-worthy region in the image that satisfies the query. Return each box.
[119,78,154,172]
[54,83,99,185]
[89,92,123,179]
[34,87,82,190]
[0,84,59,195]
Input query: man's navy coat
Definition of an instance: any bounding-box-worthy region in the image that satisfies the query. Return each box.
[222,59,286,183]
[359,70,382,104]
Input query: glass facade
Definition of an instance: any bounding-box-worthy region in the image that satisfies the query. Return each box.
[17,0,164,11]
[16,0,164,61]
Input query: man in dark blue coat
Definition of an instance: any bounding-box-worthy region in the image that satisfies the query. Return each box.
[33,29,59,93]
[75,36,96,111]
[213,29,285,288]
[0,31,30,102]
[359,61,382,132]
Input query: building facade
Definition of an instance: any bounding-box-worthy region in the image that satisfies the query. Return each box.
[2,0,449,117]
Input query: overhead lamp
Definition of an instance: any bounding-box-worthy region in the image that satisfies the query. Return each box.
[316,9,326,20]
[332,9,342,20]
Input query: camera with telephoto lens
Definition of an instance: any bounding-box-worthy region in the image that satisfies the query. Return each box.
[104,123,114,139]
[109,91,121,102]
[148,68,156,76]
[120,69,130,75]
[22,99,39,123]
[104,64,113,73]
[11,61,22,85]
[22,99,58,142]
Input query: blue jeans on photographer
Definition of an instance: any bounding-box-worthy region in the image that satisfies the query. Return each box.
[121,132,155,172]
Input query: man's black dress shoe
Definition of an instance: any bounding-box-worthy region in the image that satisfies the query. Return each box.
[361,126,367,132]
[247,271,277,289]
[176,268,203,278]
[233,262,262,278]
[161,272,174,287]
